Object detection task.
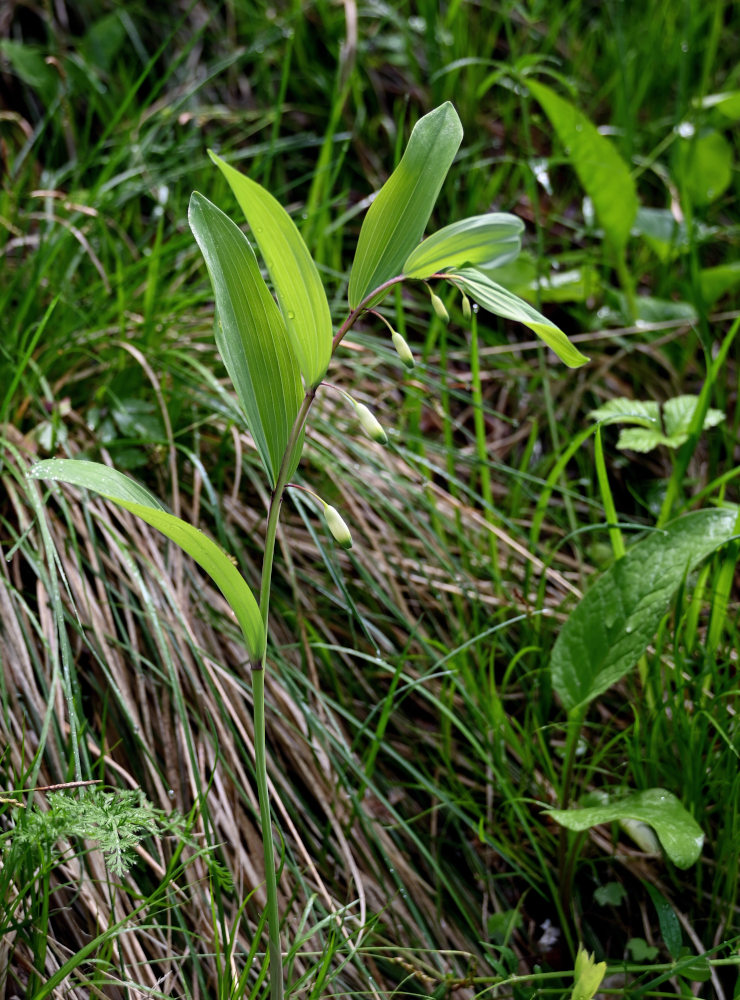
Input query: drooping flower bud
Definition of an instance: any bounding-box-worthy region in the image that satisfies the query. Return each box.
[324,504,353,549]
[391,330,415,369]
[461,293,472,320]
[355,402,387,444]
[429,289,449,324]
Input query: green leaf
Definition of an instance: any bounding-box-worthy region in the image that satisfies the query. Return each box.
[632,207,689,262]
[189,192,303,486]
[673,129,733,206]
[527,79,638,253]
[209,152,332,388]
[644,882,682,958]
[627,939,659,962]
[484,252,601,304]
[348,103,463,308]
[546,788,704,869]
[589,398,659,427]
[402,213,523,280]
[696,90,740,121]
[551,509,738,711]
[594,881,628,907]
[590,396,725,453]
[450,267,589,368]
[28,459,266,662]
[699,261,740,306]
[617,427,681,452]
[663,395,725,436]
[0,40,58,103]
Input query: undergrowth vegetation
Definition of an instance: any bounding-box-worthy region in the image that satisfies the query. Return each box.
[1,1,739,998]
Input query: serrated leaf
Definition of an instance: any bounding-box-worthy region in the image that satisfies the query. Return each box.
[28,459,265,662]
[663,394,725,437]
[589,398,659,427]
[616,427,677,452]
[546,788,704,869]
[348,103,463,308]
[450,267,589,368]
[551,509,738,710]
[527,80,638,253]
[209,151,332,388]
[402,213,524,280]
[189,192,303,486]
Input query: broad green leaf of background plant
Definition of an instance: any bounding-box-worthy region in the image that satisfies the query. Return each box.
[483,252,601,304]
[27,459,266,662]
[551,509,738,711]
[189,192,303,486]
[450,267,589,368]
[527,79,638,253]
[0,39,59,103]
[402,213,524,279]
[546,788,704,869]
[673,129,733,207]
[696,90,740,121]
[209,151,332,388]
[699,261,740,306]
[348,102,463,308]
[589,395,724,452]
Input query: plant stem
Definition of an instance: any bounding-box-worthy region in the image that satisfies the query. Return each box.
[251,667,282,999]
[250,276,391,996]
[252,390,315,1000]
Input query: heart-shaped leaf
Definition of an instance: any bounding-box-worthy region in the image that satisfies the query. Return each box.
[449,267,589,368]
[189,192,303,486]
[402,213,523,280]
[546,788,704,869]
[348,103,463,308]
[209,151,332,388]
[551,509,739,711]
[28,459,266,663]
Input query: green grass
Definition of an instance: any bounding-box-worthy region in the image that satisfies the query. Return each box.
[2,0,740,997]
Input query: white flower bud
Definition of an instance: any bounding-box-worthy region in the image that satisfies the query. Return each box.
[324,504,353,549]
[462,293,472,320]
[391,330,415,369]
[355,402,387,444]
[429,290,449,324]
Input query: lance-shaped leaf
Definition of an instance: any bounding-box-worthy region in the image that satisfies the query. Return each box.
[28,460,266,662]
[348,103,463,308]
[551,508,739,711]
[209,151,332,388]
[403,213,524,280]
[450,266,589,368]
[189,192,303,486]
[546,788,704,869]
[527,79,638,254]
